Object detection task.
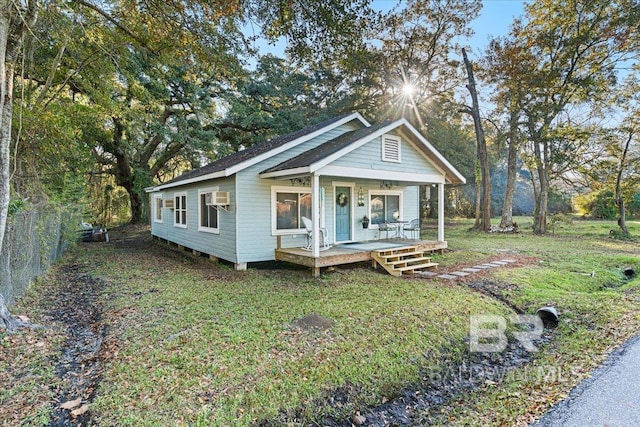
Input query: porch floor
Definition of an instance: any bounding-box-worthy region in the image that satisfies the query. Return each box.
[275,239,447,276]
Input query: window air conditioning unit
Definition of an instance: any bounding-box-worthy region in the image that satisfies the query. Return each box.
[205,191,230,206]
[163,198,175,209]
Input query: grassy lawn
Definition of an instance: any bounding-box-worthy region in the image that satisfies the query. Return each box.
[86,233,511,426]
[1,217,639,426]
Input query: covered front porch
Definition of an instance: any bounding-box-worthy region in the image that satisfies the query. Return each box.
[275,237,446,277]
[260,118,465,274]
[266,170,448,267]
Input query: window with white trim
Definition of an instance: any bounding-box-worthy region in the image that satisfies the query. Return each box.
[382,134,401,163]
[272,187,312,234]
[174,192,187,228]
[153,194,163,223]
[369,191,402,226]
[199,189,219,233]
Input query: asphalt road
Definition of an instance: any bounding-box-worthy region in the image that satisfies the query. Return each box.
[531,334,640,426]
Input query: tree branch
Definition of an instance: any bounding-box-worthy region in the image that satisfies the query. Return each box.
[75,0,158,55]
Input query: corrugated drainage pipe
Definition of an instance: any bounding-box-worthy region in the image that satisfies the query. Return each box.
[536,306,559,329]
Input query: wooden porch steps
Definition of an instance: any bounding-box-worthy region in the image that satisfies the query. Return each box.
[371,246,438,276]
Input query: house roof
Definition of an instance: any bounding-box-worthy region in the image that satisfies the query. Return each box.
[146,112,369,192]
[260,121,391,174]
[260,118,467,185]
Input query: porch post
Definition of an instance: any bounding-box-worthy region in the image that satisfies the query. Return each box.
[311,173,320,259]
[438,183,445,242]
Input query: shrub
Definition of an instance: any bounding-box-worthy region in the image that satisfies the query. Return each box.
[627,192,640,218]
[587,190,617,220]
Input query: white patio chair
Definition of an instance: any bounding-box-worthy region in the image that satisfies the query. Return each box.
[377,222,391,240]
[403,218,420,240]
[301,216,330,250]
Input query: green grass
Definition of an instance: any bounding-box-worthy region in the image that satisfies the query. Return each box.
[85,244,510,426]
[2,217,639,425]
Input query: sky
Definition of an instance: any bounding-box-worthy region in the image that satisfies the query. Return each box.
[464,0,527,54]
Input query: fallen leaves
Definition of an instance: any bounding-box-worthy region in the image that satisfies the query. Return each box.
[71,404,90,417]
[352,411,366,425]
[59,398,82,410]
[56,399,90,418]
[0,327,64,424]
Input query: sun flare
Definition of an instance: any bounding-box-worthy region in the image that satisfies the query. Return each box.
[401,83,415,97]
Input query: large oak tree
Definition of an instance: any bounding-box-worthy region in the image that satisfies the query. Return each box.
[14,0,379,224]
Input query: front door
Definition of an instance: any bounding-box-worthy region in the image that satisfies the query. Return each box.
[335,186,351,242]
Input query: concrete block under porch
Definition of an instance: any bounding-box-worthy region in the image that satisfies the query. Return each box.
[275,239,446,277]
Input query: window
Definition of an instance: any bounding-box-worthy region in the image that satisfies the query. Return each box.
[369,192,402,226]
[382,134,401,162]
[153,194,163,223]
[174,192,187,228]
[272,187,312,233]
[199,190,219,233]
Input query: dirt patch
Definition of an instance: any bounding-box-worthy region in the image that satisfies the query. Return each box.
[44,263,108,426]
[291,313,335,331]
[462,278,524,313]
[351,334,553,426]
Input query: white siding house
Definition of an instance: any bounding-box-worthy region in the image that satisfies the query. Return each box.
[145,112,465,273]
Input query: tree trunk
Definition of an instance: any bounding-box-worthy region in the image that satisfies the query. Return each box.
[474,162,481,228]
[617,199,628,234]
[0,9,11,258]
[107,118,150,224]
[615,130,632,236]
[0,32,13,329]
[462,48,491,231]
[528,162,539,214]
[127,187,144,224]
[530,123,550,235]
[114,170,145,224]
[0,1,38,331]
[499,112,518,229]
[534,183,548,234]
[533,158,549,235]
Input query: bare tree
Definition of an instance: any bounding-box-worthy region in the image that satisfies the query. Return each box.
[461,48,491,231]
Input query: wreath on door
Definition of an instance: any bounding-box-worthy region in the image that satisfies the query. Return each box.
[336,192,349,207]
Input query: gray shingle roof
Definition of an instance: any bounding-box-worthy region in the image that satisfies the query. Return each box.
[162,113,360,186]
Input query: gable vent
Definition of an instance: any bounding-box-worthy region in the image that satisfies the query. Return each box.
[382,134,401,163]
